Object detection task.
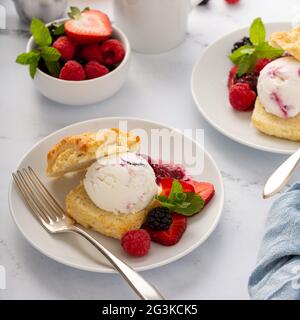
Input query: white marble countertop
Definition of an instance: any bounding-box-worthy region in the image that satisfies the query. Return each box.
[1,0,300,300]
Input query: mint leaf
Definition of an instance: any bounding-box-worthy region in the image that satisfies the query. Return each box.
[29,60,38,79]
[175,193,187,203]
[254,42,284,59]
[45,60,60,77]
[41,47,61,61]
[16,50,40,78]
[169,180,183,202]
[250,17,266,45]
[155,195,175,209]
[156,195,169,203]
[155,179,205,216]
[16,51,40,65]
[170,180,183,194]
[173,193,205,216]
[237,54,255,76]
[175,202,190,209]
[229,45,255,64]
[30,18,52,47]
[155,200,175,210]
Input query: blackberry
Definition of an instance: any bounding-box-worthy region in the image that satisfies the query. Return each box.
[146,207,172,231]
[235,72,258,92]
[231,36,252,53]
[198,0,210,5]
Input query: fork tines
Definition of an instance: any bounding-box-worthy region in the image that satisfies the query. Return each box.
[12,167,65,225]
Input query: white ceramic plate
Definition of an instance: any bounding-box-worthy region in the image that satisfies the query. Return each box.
[192,22,300,155]
[8,117,224,273]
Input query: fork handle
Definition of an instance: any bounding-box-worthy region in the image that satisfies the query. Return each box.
[69,225,164,300]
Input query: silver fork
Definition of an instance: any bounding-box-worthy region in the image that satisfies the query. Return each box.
[12,166,164,300]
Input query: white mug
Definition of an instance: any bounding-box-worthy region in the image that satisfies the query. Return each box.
[113,0,202,54]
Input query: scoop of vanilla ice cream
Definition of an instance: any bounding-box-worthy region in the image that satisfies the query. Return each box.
[257,56,300,118]
[83,153,158,214]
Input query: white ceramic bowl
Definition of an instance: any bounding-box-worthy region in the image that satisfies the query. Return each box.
[26,19,131,106]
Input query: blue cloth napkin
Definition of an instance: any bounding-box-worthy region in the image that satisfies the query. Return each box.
[248,183,300,299]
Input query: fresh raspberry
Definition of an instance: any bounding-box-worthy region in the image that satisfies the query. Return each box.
[225,0,240,4]
[228,65,238,89]
[121,229,151,257]
[234,72,258,92]
[59,60,85,81]
[255,58,272,74]
[229,83,256,111]
[52,36,76,61]
[81,44,103,63]
[100,39,125,65]
[84,61,109,79]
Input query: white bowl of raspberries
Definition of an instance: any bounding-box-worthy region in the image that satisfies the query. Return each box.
[22,8,130,106]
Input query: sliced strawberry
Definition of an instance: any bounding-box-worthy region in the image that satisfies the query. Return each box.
[188,180,215,204]
[64,9,113,45]
[160,178,195,197]
[145,214,187,246]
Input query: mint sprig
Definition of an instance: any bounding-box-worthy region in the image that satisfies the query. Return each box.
[156,180,205,216]
[16,18,61,78]
[229,17,284,76]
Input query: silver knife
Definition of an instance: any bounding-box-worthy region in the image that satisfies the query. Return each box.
[263,148,300,199]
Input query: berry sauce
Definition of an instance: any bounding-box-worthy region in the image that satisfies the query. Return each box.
[141,155,187,183]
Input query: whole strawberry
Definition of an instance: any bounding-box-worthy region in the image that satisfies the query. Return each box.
[59,60,85,80]
[52,36,76,61]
